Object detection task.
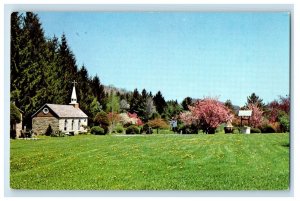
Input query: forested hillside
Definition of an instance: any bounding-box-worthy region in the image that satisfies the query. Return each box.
[10,12,178,128]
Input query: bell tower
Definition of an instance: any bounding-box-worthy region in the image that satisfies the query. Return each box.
[70,80,79,108]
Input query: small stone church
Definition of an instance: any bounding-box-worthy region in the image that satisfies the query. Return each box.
[31,83,88,135]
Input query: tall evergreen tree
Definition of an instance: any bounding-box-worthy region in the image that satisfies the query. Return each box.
[129,88,141,114]
[15,12,49,127]
[91,75,106,109]
[246,93,265,109]
[58,33,78,103]
[153,91,167,115]
[10,12,22,104]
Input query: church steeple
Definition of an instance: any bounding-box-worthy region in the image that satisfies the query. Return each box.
[70,80,79,108]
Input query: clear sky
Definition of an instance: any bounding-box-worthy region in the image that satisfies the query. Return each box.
[37,12,290,106]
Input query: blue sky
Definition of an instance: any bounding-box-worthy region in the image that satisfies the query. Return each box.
[37,12,290,106]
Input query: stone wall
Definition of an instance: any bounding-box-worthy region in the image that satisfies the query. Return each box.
[32,117,59,135]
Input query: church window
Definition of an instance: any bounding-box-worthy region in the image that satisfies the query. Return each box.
[64,119,67,131]
[43,108,49,114]
[72,119,74,130]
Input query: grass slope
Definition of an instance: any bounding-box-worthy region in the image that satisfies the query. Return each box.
[10,134,289,190]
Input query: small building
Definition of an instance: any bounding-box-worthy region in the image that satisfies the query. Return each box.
[31,83,88,135]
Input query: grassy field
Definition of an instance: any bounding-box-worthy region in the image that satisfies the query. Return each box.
[10,133,289,190]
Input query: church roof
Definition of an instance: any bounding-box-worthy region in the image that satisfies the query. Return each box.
[32,103,88,118]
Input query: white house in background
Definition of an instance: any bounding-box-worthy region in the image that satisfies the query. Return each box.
[31,82,88,135]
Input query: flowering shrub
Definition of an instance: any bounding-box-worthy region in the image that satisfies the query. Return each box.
[179,111,194,126]
[119,113,133,125]
[118,112,143,126]
[247,103,263,128]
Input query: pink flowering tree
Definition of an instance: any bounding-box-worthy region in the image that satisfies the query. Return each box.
[182,98,233,134]
[179,111,194,126]
[266,95,290,123]
[247,103,263,128]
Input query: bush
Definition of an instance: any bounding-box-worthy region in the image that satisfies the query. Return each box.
[51,130,65,137]
[251,128,261,133]
[260,124,276,133]
[82,125,90,133]
[10,103,21,125]
[126,125,140,134]
[91,126,105,135]
[232,128,240,134]
[179,125,198,134]
[45,124,53,136]
[278,112,289,132]
[94,111,109,132]
[114,125,124,134]
[141,124,153,134]
[10,129,17,139]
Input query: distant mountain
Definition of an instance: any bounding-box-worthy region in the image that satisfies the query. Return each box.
[103,85,130,95]
[104,85,241,114]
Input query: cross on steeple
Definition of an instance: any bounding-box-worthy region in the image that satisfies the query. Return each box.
[71,80,77,87]
[70,80,78,104]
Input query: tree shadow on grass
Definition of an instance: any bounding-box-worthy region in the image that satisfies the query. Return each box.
[281,143,290,148]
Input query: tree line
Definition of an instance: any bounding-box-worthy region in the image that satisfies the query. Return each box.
[11,12,289,134]
[10,12,183,129]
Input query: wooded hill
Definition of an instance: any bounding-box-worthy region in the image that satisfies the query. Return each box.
[10,12,181,128]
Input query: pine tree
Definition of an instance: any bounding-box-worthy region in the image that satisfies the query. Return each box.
[91,75,106,109]
[153,91,167,115]
[10,12,22,104]
[246,93,265,109]
[15,12,49,127]
[58,33,78,103]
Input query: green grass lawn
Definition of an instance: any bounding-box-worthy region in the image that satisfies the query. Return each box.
[10,133,289,190]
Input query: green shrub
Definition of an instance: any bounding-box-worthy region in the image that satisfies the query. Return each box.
[91,126,105,135]
[45,124,53,136]
[115,125,124,134]
[10,130,17,139]
[278,112,289,132]
[126,125,140,134]
[261,124,276,133]
[179,125,198,134]
[51,130,65,137]
[141,124,153,134]
[251,128,261,133]
[94,111,109,132]
[232,128,240,134]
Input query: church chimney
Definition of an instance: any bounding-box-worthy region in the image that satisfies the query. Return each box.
[70,80,79,108]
